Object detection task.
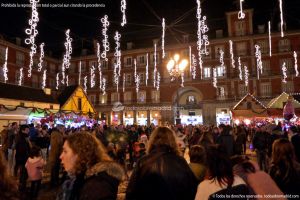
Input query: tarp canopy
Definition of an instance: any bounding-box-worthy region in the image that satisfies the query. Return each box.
[0,107,31,120]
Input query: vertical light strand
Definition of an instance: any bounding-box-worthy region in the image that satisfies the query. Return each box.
[2,47,8,83]
[244,65,249,86]
[18,67,23,86]
[42,69,47,89]
[219,49,225,67]
[101,15,110,61]
[120,0,127,26]
[294,51,299,77]
[268,21,272,57]
[189,46,192,74]
[255,45,263,80]
[78,61,81,86]
[24,0,39,78]
[84,76,88,93]
[282,62,287,83]
[146,53,149,86]
[123,73,125,93]
[62,29,72,85]
[90,66,95,88]
[153,43,157,88]
[37,43,45,72]
[213,68,217,88]
[162,18,166,59]
[114,31,121,92]
[238,0,245,19]
[229,40,235,68]
[156,72,160,91]
[279,0,284,37]
[66,75,69,86]
[192,54,197,79]
[238,57,243,80]
[101,78,106,95]
[56,73,59,90]
[96,43,102,89]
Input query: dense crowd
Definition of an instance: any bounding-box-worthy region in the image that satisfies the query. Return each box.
[0,122,300,200]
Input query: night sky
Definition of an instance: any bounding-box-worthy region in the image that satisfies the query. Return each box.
[0,0,299,57]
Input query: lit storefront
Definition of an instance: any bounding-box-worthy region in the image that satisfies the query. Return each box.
[180,110,203,125]
[216,108,231,125]
[123,111,134,125]
[137,111,147,126]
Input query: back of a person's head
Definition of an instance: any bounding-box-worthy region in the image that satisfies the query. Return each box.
[272,138,295,165]
[230,155,256,174]
[189,145,206,164]
[29,146,41,158]
[147,126,180,155]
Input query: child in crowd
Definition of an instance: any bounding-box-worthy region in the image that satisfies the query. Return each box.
[25,146,46,199]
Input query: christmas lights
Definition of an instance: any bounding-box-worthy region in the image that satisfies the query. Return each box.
[134,58,137,80]
[37,43,45,72]
[123,73,125,93]
[135,75,140,93]
[84,76,88,93]
[66,75,69,86]
[213,68,217,88]
[199,54,203,79]
[192,54,197,79]
[18,68,23,86]
[96,43,102,89]
[279,0,284,37]
[153,43,157,88]
[25,0,39,78]
[162,18,166,59]
[101,15,110,61]
[229,40,235,68]
[244,65,249,86]
[56,73,59,90]
[268,21,272,57]
[238,57,243,80]
[294,51,299,77]
[61,29,72,85]
[114,31,121,92]
[282,62,287,83]
[219,49,224,67]
[2,47,8,83]
[220,87,225,97]
[156,72,160,91]
[101,77,106,95]
[255,45,263,80]
[181,72,184,87]
[90,66,95,88]
[42,69,47,89]
[189,46,192,74]
[78,61,81,86]
[121,0,127,26]
[238,0,245,19]
[146,53,149,86]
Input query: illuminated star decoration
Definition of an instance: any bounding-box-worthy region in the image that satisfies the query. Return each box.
[255,45,263,80]
[62,29,72,84]
[56,73,59,90]
[96,43,103,89]
[146,53,149,86]
[238,57,243,81]
[268,21,272,57]
[2,47,8,83]
[101,15,110,61]
[42,69,47,89]
[244,65,249,86]
[229,40,235,68]
[37,43,45,72]
[279,0,284,37]
[213,68,217,88]
[84,76,88,93]
[282,62,287,83]
[294,51,299,77]
[78,61,82,86]
[162,18,166,59]
[120,0,127,26]
[238,0,245,19]
[18,67,23,86]
[24,0,39,78]
[192,54,197,79]
[90,66,95,88]
[114,31,121,92]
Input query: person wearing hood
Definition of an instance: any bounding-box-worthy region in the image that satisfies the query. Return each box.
[58,132,124,200]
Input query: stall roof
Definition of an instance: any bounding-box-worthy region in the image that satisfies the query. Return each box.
[267,92,300,109]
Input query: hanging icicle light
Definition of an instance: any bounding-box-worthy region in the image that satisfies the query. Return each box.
[61,29,72,84]
[90,66,95,88]
[123,73,125,93]
[255,45,263,80]
[18,68,23,86]
[153,43,157,88]
[229,40,235,68]
[84,76,88,93]
[279,0,284,37]
[42,69,47,89]
[268,21,272,57]
[219,49,225,67]
[56,73,59,90]
[220,87,225,97]
[238,57,243,81]
[78,61,82,86]
[162,18,166,59]
[146,53,149,86]
[156,72,160,91]
[101,78,106,95]
[192,54,197,79]
[2,47,8,83]
[282,62,287,83]
[181,72,185,87]
[135,75,140,93]
[244,65,249,86]
[213,68,217,88]
[114,31,121,92]
[37,43,45,72]
[134,58,137,80]
[101,15,110,61]
[66,75,69,86]
[120,0,127,26]
[238,0,245,19]
[25,0,39,78]
[96,43,102,89]
[294,51,299,77]
[189,46,192,74]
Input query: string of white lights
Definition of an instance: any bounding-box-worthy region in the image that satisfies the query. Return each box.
[96,43,102,89]
[134,58,137,81]
[136,75,140,93]
[162,18,166,59]
[56,73,59,90]
[78,61,81,86]
[18,68,23,86]
[229,40,235,68]
[37,43,45,72]
[42,69,47,89]
[114,31,121,92]
[156,72,160,91]
[199,54,203,79]
[279,0,284,37]
[101,15,110,61]
[153,43,157,88]
[84,76,88,93]
[220,87,225,97]
[213,68,217,88]
[63,29,72,69]
[25,0,39,78]
[238,0,245,19]
[255,45,263,80]
[189,46,192,74]
[66,75,69,86]
[123,73,125,93]
[238,57,243,80]
[219,49,225,67]
[268,21,272,57]
[90,66,95,88]
[294,51,299,77]
[101,78,106,95]
[146,53,149,86]
[121,0,127,26]
[2,47,8,83]
[181,71,185,87]
[282,62,287,83]
[192,54,197,79]
[244,65,249,86]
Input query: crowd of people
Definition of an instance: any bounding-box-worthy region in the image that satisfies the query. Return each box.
[0,121,300,199]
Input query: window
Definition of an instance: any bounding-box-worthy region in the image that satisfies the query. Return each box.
[260,82,272,97]
[49,63,56,73]
[0,46,6,63]
[256,40,268,54]
[262,60,270,76]
[15,69,24,85]
[16,51,25,66]
[203,67,211,78]
[124,56,132,67]
[181,49,189,57]
[282,81,294,93]
[125,73,132,86]
[101,60,108,69]
[33,58,38,69]
[124,91,132,104]
[238,84,248,97]
[236,42,247,56]
[89,60,97,68]
[88,95,96,105]
[139,72,145,85]
[151,90,160,103]
[137,54,146,65]
[278,39,291,52]
[32,74,38,88]
[137,91,146,103]
[214,45,225,59]
[217,86,227,100]
[279,59,293,74]
[78,98,82,110]
[203,47,212,59]
[216,66,226,77]
[79,61,87,72]
[49,79,55,88]
[111,92,120,103]
[150,53,160,64]
[99,94,108,104]
[234,21,246,36]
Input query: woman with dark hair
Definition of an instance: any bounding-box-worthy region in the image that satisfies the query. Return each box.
[189,145,207,183]
[0,152,19,200]
[269,138,300,196]
[195,145,248,200]
[126,126,198,200]
[58,132,124,200]
[198,131,214,150]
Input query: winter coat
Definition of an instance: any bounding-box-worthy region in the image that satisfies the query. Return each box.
[291,133,300,162]
[58,161,124,200]
[216,132,234,157]
[25,156,45,181]
[15,133,31,165]
[49,130,63,166]
[126,145,198,200]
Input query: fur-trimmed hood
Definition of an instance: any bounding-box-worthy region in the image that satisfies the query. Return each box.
[85,161,124,181]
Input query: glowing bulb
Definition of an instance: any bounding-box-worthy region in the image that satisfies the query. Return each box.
[174,54,180,62]
[167,60,175,71]
[179,59,188,71]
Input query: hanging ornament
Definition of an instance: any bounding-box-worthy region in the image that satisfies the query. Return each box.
[238,0,245,19]
[120,0,127,26]
[62,29,72,84]
[84,76,88,93]
[255,45,263,80]
[238,57,243,81]
[96,43,103,89]
[78,61,82,86]
[192,54,197,79]
[153,43,157,88]
[90,66,95,88]
[101,15,110,61]
[123,73,125,93]
[113,31,121,92]
[37,43,45,72]
[162,18,166,59]
[156,72,160,91]
[213,68,217,88]
[282,62,287,83]
[2,47,8,83]
[219,49,225,67]
[229,40,235,68]
[101,77,106,95]
[279,0,284,37]
[66,75,69,86]
[244,65,249,86]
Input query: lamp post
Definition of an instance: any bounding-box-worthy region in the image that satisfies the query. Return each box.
[166,54,188,125]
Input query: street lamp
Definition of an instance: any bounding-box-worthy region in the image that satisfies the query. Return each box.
[166,54,188,125]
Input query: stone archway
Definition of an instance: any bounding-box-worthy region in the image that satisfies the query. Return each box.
[171,86,203,105]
